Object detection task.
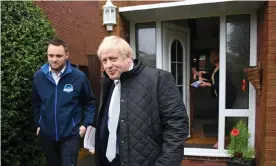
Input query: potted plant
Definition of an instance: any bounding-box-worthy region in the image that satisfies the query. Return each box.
[226,120,255,166]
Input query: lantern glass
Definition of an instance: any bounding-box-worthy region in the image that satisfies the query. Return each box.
[111,9,115,23]
[102,0,117,31]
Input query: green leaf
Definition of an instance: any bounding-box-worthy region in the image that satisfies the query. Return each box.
[1,1,54,165]
[226,120,255,160]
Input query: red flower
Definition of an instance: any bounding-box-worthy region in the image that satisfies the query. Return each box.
[242,79,246,91]
[231,128,239,136]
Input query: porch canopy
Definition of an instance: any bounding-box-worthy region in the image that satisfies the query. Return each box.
[119,0,264,23]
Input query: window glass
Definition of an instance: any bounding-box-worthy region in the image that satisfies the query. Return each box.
[225,117,248,149]
[170,39,184,96]
[226,15,250,109]
[135,23,156,68]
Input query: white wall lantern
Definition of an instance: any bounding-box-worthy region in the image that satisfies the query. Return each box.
[102,0,117,32]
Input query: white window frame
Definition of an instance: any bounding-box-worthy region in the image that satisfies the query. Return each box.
[130,12,257,158]
[217,12,257,154]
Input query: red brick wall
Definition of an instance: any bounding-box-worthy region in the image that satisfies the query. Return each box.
[182,157,227,166]
[256,1,276,166]
[182,160,226,166]
[35,1,100,66]
[256,3,268,166]
[265,1,276,165]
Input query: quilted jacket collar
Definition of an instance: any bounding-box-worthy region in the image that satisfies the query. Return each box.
[103,59,145,82]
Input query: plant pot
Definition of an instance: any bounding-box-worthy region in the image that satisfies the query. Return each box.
[227,158,255,166]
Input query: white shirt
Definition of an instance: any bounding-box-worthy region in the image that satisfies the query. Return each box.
[129,62,134,72]
[108,62,134,119]
[49,65,66,85]
[107,62,134,154]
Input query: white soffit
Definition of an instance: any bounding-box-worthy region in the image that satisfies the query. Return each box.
[119,0,264,23]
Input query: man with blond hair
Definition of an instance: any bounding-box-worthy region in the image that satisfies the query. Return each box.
[93,35,189,166]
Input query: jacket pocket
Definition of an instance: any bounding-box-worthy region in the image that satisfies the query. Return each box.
[146,137,162,163]
[147,137,161,150]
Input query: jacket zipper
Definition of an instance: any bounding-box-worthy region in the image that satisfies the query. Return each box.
[39,115,41,124]
[72,118,75,127]
[55,85,58,141]
[44,68,69,141]
[45,74,58,141]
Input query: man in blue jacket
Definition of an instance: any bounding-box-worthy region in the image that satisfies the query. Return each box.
[32,37,96,166]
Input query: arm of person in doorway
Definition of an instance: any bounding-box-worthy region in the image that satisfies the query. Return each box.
[155,71,189,166]
[31,79,41,136]
[80,75,97,136]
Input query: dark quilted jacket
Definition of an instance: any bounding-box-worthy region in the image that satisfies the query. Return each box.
[94,59,189,166]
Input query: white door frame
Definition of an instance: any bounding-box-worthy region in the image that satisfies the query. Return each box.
[129,12,257,157]
[162,22,191,138]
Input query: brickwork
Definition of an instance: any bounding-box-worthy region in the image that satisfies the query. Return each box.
[252,1,276,166]
[35,1,100,66]
[264,1,276,166]
[182,156,227,166]
[256,3,268,166]
[254,2,276,166]
[182,160,227,166]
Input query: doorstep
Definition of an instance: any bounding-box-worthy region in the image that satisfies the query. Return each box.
[78,148,229,166]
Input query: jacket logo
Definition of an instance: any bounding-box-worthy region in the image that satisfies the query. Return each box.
[63,84,73,93]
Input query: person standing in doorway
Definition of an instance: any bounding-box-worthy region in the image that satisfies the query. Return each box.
[199,49,237,148]
[199,50,237,109]
[94,36,189,166]
[32,37,97,166]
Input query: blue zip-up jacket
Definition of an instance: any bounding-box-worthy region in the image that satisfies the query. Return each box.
[32,61,96,141]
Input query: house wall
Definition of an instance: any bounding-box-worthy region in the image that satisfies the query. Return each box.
[266,2,276,165]
[256,3,268,166]
[256,1,276,166]
[183,157,227,166]
[35,1,100,66]
[35,1,102,98]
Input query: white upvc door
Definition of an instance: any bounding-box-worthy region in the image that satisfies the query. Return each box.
[162,23,191,138]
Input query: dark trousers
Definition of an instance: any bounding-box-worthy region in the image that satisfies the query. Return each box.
[39,134,80,166]
[100,153,121,166]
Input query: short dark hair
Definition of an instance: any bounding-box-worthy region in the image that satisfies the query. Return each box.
[48,37,68,52]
